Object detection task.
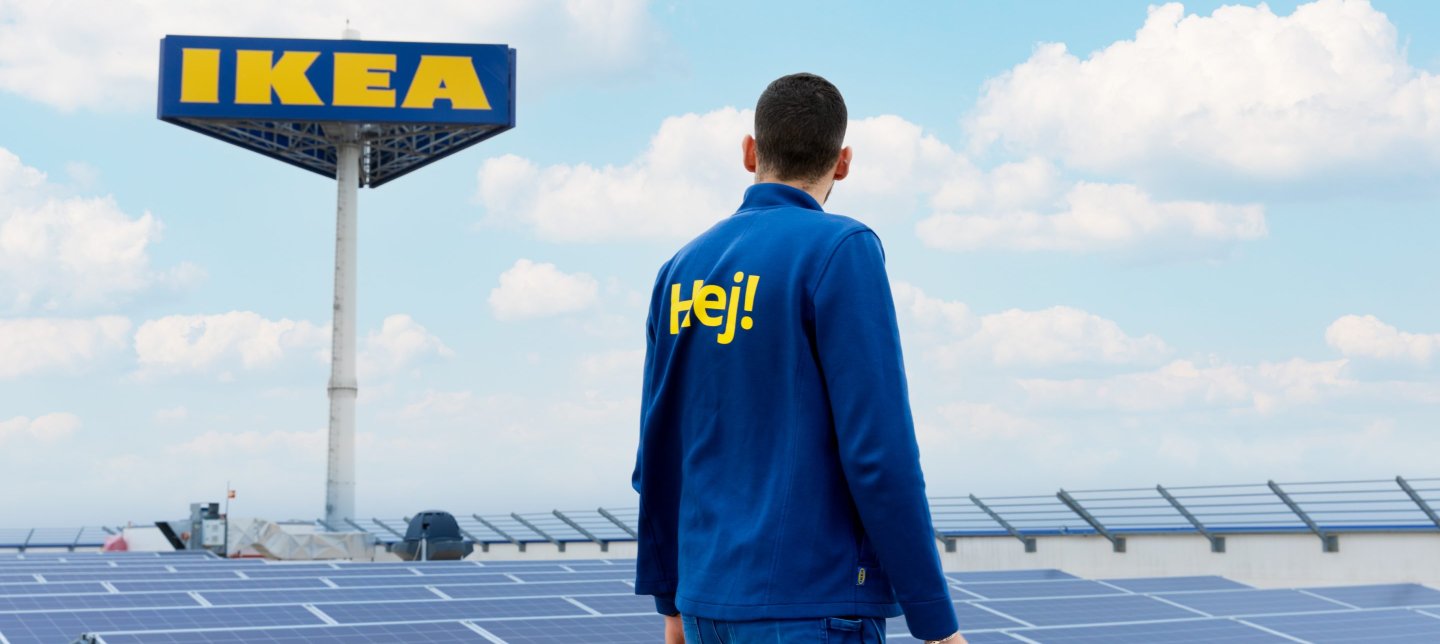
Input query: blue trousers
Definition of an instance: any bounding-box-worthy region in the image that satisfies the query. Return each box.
[681,614,887,643]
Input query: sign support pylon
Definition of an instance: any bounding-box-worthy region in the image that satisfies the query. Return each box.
[325,129,361,528]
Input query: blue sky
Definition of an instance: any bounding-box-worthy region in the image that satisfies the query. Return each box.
[1,0,1437,526]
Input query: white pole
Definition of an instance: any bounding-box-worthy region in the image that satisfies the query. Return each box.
[326,132,360,528]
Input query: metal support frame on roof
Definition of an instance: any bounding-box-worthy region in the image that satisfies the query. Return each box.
[70,527,85,552]
[19,529,33,553]
[1396,476,1440,530]
[371,519,405,540]
[342,518,370,536]
[511,513,564,552]
[597,508,638,539]
[314,519,338,533]
[1057,489,1125,552]
[473,515,525,553]
[1268,480,1338,552]
[554,511,608,552]
[456,526,483,547]
[1157,485,1225,553]
[969,494,1036,553]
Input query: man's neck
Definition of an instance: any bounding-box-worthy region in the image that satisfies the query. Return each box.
[755,177,831,208]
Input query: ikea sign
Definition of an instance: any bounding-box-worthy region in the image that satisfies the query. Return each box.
[158,35,514,126]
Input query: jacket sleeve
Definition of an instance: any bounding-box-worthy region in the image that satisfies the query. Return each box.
[633,267,680,616]
[812,230,958,640]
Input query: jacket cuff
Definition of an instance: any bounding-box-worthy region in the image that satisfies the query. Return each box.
[901,596,959,641]
[653,593,679,616]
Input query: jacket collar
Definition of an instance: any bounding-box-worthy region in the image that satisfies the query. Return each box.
[737,182,824,213]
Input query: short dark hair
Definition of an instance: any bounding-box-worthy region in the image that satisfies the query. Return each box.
[754,73,847,182]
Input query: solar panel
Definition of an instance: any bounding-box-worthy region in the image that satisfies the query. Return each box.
[27,571,242,583]
[472,559,618,568]
[890,601,1030,633]
[0,565,119,574]
[473,613,662,643]
[177,564,335,574]
[565,593,654,614]
[949,569,1077,583]
[0,591,198,613]
[887,632,1028,643]
[1002,617,1287,642]
[92,620,492,643]
[0,581,108,596]
[1156,588,1354,616]
[1247,608,1440,642]
[313,596,587,624]
[976,594,1203,627]
[355,562,483,572]
[556,562,633,570]
[1300,583,1440,609]
[0,604,322,644]
[440,580,635,599]
[1101,575,1250,593]
[0,555,1433,643]
[110,578,331,592]
[954,580,1124,600]
[329,573,512,587]
[509,570,634,583]
[198,586,441,606]
[238,567,422,578]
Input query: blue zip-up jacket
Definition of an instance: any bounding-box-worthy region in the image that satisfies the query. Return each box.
[632,182,958,641]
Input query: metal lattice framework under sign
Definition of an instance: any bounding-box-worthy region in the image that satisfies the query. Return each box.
[165,120,513,187]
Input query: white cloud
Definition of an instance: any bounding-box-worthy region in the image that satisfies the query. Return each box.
[0,412,80,445]
[480,108,1266,255]
[167,429,325,457]
[1019,358,1354,414]
[478,111,984,243]
[923,402,1039,442]
[579,349,644,384]
[0,316,131,378]
[478,108,753,242]
[968,0,1440,182]
[916,181,1266,254]
[956,306,1171,368]
[358,314,453,378]
[0,0,664,111]
[890,281,973,337]
[134,311,452,379]
[1326,314,1439,365]
[133,311,328,375]
[154,406,188,423]
[892,281,1168,369]
[824,115,977,219]
[0,148,198,311]
[488,259,600,320]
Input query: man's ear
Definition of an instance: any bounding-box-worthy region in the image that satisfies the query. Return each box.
[832,146,852,182]
[742,135,758,174]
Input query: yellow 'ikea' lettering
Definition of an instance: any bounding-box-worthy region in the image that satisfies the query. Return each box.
[176,46,494,111]
[402,55,492,109]
[234,50,322,105]
[669,272,760,345]
[333,52,397,107]
[179,48,221,103]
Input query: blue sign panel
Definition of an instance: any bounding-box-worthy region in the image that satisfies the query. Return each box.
[158,35,514,126]
[156,35,516,186]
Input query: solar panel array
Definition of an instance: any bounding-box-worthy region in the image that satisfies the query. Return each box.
[1,552,1437,643]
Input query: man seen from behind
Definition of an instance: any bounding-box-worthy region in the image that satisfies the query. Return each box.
[632,73,965,644]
